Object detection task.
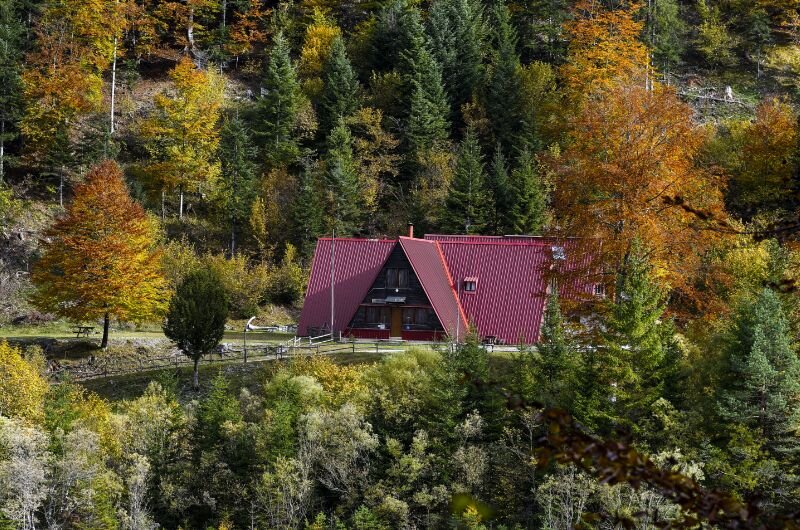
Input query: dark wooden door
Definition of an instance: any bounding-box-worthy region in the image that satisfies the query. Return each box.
[390,308,402,337]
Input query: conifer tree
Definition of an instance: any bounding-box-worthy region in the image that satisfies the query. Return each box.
[442,127,487,234]
[427,0,485,122]
[31,161,167,349]
[218,115,258,256]
[718,288,800,455]
[0,0,24,182]
[485,144,510,234]
[319,35,360,138]
[256,31,302,168]
[600,242,670,431]
[507,148,547,234]
[485,1,526,153]
[404,33,450,158]
[324,121,362,236]
[292,163,325,257]
[534,289,579,409]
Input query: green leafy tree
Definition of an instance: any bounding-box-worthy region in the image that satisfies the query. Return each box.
[163,267,229,390]
[256,31,303,168]
[218,114,258,256]
[506,148,547,234]
[643,0,687,75]
[442,127,487,234]
[533,290,579,409]
[319,35,360,138]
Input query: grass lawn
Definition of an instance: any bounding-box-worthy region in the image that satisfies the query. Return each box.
[79,349,388,403]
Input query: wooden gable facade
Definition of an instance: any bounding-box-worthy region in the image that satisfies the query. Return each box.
[345,244,445,340]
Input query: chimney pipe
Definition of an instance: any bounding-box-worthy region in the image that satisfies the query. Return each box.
[407,223,414,238]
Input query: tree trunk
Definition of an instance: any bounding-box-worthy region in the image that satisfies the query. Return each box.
[193,357,200,390]
[59,167,64,207]
[1,119,5,184]
[179,186,184,219]
[101,312,110,349]
[110,37,118,134]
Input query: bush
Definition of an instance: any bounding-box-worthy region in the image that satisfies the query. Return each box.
[204,254,271,318]
[267,244,308,306]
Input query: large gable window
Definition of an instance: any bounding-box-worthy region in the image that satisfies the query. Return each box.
[387,268,409,288]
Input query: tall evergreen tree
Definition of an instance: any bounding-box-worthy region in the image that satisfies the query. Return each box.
[644,0,687,75]
[0,0,24,182]
[485,144,510,234]
[485,1,527,153]
[404,33,450,158]
[324,121,363,236]
[534,289,579,409]
[292,162,325,258]
[427,0,485,123]
[718,288,800,455]
[255,32,303,169]
[599,242,670,432]
[218,115,258,256]
[319,35,360,138]
[442,127,487,234]
[506,148,547,234]
[370,1,425,74]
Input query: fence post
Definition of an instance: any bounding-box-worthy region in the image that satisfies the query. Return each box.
[243,328,248,363]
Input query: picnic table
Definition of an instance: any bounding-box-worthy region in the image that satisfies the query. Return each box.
[71,325,95,338]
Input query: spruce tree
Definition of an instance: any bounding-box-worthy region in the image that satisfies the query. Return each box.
[255,32,303,168]
[534,289,579,409]
[218,115,258,256]
[719,288,800,456]
[404,34,450,158]
[319,35,360,138]
[485,144,510,234]
[600,242,670,431]
[442,127,487,234]
[0,0,24,182]
[291,163,326,258]
[485,1,526,153]
[506,148,546,234]
[324,121,363,236]
[427,0,485,123]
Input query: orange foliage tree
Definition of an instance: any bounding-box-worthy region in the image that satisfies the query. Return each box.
[31,160,167,348]
[560,0,650,98]
[552,82,727,294]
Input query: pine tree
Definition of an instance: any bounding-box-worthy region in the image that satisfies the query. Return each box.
[485,143,510,234]
[0,0,24,182]
[255,31,303,168]
[484,1,527,153]
[644,0,687,75]
[534,289,579,409]
[506,148,546,234]
[324,121,363,236]
[427,0,485,123]
[442,127,487,234]
[404,33,450,158]
[292,162,325,257]
[318,35,360,138]
[600,242,670,431]
[719,288,800,455]
[218,114,258,256]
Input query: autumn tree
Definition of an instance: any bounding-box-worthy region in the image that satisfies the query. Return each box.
[140,57,225,218]
[560,0,649,98]
[298,9,341,99]
[31,161,168,348]
[163,267,228,390]
[0,341,48,423]
[552,81,725,291]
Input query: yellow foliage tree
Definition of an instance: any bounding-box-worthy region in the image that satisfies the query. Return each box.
[560,0,650,99]
[299,9,341,97]
[140,57,225,218]
[552,81,727,294]
[31,161,168,348]
[0,341,48,424]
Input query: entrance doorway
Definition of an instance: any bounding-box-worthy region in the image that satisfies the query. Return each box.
[390,307,402,337]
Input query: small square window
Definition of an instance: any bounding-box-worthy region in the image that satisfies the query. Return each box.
[594,283,605,297]
[463,277,478,292]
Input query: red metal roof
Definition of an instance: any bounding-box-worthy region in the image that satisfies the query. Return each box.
[297,238,395,336]
[398,237,469,340]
